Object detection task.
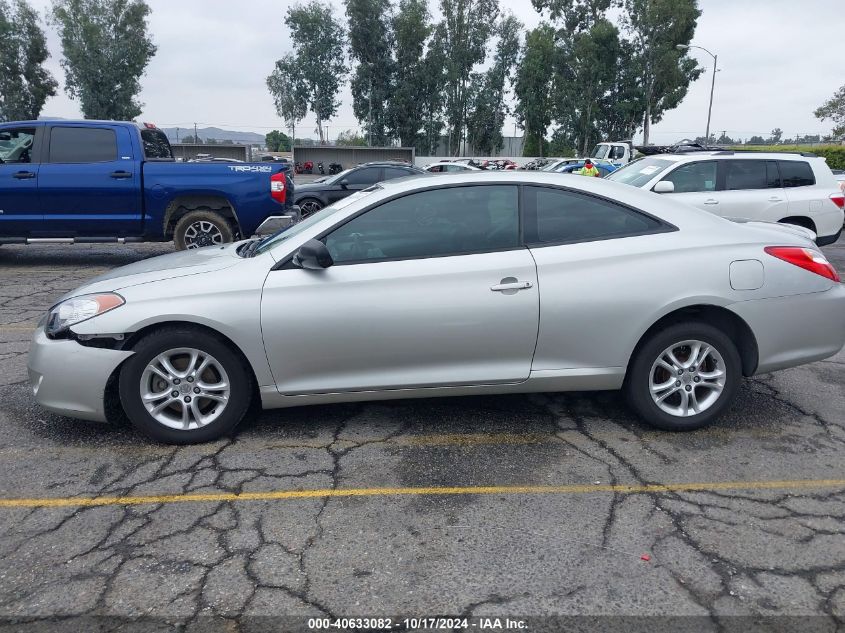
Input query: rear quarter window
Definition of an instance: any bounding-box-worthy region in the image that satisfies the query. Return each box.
[778,161,815,187]
[141,128,173,160]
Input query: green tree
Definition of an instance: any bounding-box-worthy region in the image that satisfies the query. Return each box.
[265,130,292,152]
[555,18,623,155]
[622,0,702,145]
[52,0,156,120]
[181,134,198,144]
[0,0,57,122]
[747,135,765,145]
[281,2,346,144]
[267,53,308,140]
[389,0,432,148]
[815,85,845,137]
[345,0,393,145]
[336,129,367,146]
[467,12,522,155]
[205,138,218,145]
[768,127,783,144]
[515,24,555,156]
[439,0,499,155]
[419,24,448,154]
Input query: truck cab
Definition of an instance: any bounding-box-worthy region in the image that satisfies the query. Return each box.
[589,141,635,167]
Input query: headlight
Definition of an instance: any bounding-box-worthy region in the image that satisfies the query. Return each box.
[45,293,125,336]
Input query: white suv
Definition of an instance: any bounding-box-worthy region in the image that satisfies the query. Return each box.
[607,151,845,245]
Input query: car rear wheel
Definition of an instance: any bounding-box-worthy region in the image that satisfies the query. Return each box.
[298,198,323,218]
[625,322,741,431]
[173,210,234,250]
[119,328,252,444]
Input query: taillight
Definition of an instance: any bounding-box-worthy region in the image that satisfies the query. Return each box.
[270,172,286,204]
[764,246,840,282]
[830,192,844,209]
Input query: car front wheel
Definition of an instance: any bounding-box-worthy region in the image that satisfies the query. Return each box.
[625,322,741,431]
[297,198,323,218]
[119,327,252,444]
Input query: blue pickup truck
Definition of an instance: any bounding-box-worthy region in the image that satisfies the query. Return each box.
[0,120,295,249]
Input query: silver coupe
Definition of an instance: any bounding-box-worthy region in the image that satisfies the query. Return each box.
[28,172,845,443]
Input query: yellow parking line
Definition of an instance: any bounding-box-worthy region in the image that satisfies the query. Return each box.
[0,478,842,509]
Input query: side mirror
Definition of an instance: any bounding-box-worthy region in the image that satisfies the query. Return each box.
[292,239,333,270]
[653,180,675,194]
[339,178,349,188]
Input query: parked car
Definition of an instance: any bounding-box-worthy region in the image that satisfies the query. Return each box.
[606,151,845,246]
[28,172,845,443]
[293,161,424,216]
[556,161,618,177]
[541,158,582,172]
[0,120,295,250]
[425,161,482,173]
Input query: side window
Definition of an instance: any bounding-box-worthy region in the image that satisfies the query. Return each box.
[661,161,717,193]
[141,128,173,159]
[0,128,36,164]
[524,186,663,245]
[383,166,414,180]
[49,127,117,163]
[778,161,815,187]
[725,160,780,190]
[428,165,442,172]
[324,185,519,264]
[344,167,382,185]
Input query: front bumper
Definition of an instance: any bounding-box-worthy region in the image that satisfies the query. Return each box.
[730,284,845,375]
[27,327,134,422]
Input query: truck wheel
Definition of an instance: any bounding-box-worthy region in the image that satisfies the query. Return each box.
[173,210,234,250]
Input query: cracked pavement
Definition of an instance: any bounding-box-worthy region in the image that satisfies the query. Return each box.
[0,239,844,631]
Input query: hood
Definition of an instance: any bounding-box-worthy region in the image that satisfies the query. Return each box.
[59,243,242,300]
[294,182,333,194]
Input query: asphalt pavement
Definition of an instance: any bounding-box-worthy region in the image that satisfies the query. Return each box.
[0,236,843,632]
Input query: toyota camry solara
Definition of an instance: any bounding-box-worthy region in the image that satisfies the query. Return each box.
[28,172,845,444]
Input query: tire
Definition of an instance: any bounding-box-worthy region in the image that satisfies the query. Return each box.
[297,198,323,218]
[119,327,253,444]
[625,322,741,431]
[173,209,234,251]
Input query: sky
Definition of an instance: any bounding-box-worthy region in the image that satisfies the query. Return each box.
[27,0,844,145]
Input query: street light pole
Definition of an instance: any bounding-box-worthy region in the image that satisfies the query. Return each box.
[677,44,717,142]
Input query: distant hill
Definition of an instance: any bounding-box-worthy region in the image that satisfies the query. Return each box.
[161,127,265,145]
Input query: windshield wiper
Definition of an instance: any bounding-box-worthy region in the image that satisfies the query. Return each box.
[238,238,261,258]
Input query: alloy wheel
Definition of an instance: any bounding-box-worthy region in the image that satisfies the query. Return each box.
[298,200,322,218]
[649,339,726,417]
[183,220,225,248]
[140,347,231,430]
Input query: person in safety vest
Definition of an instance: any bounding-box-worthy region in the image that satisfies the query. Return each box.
[578,159,600,177]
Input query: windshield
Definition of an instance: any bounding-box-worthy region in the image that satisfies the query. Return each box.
[606,157,677,187]
[254,186,382,255]
[591,144,610,160]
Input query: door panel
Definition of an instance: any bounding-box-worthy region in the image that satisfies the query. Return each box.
[261,250,539,394]
[37,125,142,236]
[0,127,40,235]
[715,160,787,222]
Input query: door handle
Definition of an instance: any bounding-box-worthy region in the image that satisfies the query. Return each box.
[491,281,533,292]
[13,171,35,179]
[768,197,783,202]
[703,199,719,205]
[110,170,132,179]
